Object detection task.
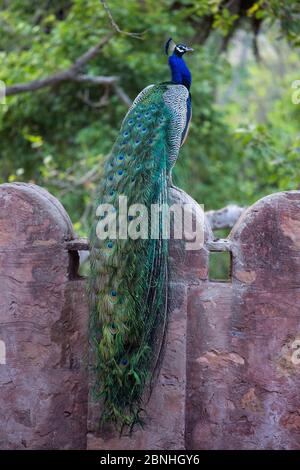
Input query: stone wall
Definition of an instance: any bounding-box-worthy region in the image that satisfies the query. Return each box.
[0,183,300,449]
[187,191,300,450]
[0,183,88,449]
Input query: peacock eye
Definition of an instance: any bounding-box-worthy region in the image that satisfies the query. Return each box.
[107,241,113,249]
[118,169,124,176]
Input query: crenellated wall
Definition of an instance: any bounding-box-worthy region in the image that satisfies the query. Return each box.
[186,191,300,450]
[0,183,300,450]
[0,183,88,449]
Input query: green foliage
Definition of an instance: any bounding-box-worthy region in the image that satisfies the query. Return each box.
[0,0,300,231]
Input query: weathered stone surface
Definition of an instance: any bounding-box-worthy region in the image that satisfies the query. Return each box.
[0,183,88,449]
[168,186,212,282]
[187,191,300,450]
[1,182,300,450]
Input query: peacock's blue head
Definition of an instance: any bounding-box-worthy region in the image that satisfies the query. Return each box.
[165,38,194,58]
[165,38,193,90]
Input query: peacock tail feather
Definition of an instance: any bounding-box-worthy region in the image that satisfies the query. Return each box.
[89,82,190,430]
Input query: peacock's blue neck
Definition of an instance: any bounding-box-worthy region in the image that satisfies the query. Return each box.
[168,53,192,90]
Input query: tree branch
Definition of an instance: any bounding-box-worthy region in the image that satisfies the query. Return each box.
[5,70,74,96]
[113,84,132,107]
[72,32,114,70]
[5,72,119,96]
[4,5,142,105]
[4,33,122,98]
[73,74,118,85]
[205,204,244,230]
[77,87,110,108]
[100,0,146,39]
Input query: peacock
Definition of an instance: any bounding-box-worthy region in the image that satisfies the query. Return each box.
[89,38,193,430]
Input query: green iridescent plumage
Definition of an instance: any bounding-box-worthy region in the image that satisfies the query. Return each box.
[89,82,190,429]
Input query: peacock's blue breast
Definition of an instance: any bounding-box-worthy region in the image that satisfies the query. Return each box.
[168,55,192,90]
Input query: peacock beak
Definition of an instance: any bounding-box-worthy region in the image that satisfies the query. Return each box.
[186,47,194,52]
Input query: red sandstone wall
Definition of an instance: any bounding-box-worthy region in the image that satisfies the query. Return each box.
[0,183,88,449]
[187,191,300,450]
[0,183,300,450]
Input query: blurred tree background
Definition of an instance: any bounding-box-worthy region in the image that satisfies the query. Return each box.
[0,0,300,236]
